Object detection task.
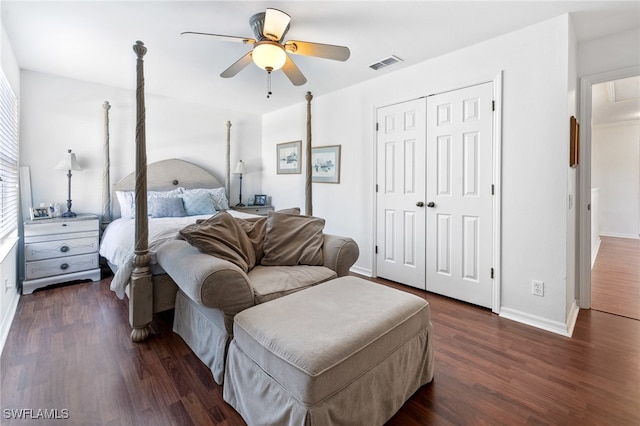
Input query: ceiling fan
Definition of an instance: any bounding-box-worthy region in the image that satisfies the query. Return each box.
[182,8,350,92]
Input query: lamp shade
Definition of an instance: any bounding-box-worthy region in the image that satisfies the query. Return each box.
[263,8,291,41]
[54,149,82,171]
[252,41,287,71]
[233,160,246,174]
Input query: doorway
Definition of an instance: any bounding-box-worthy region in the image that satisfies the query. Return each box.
[578,67,640,312]
[589,75,640,319]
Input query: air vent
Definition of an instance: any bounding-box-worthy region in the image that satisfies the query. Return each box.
[369,55,403,71]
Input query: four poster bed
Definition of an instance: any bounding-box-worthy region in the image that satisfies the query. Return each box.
[97,41,431,426]
[102,41,317,341]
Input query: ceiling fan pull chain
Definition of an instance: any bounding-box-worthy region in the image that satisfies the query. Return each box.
[266,67,273,98]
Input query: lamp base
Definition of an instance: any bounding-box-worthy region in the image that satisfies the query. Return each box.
[61,211,77,218]
[235,203,246,207]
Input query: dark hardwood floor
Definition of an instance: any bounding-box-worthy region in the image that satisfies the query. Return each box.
[1,275,638,425]
[591,236,640,320]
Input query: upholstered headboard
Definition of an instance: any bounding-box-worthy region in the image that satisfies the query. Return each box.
[111,158,223,219]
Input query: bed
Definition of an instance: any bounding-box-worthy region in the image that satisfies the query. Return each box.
[99,159,255,309]
[106,41,314,342]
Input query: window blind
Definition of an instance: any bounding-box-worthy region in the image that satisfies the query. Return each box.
[0,70,18,240]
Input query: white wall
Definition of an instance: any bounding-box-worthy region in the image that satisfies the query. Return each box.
[578,28,640,78]
[263,15,576,331]
[566,16,579,326]
[591,121,640,238]
[19,71,263,219]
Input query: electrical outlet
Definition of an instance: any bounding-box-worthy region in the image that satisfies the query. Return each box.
[532,280,544,297]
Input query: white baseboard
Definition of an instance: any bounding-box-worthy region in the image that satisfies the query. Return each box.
[500,303,579,337]
[599,232,640,240]
[349,266,372,277]
[591,237,601,269]
[565,300,580,337]
[0,290,19,356]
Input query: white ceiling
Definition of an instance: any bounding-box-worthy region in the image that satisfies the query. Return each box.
[592,76,640,125]
[2,1,639,116]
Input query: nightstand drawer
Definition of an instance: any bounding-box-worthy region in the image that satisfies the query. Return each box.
[25,253,99,280]
[24,219,98,238]
[232,205,275,216]
[25,236,99,261]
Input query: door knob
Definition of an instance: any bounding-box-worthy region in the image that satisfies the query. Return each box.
[426,201,435,208]
[416,201,424,207]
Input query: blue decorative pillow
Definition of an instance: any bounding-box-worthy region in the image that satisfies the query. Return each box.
[209,187,230,210]
[116,188,185,218]
[149,197,186,218]
[180,191,217,216]
[183,188,229,211]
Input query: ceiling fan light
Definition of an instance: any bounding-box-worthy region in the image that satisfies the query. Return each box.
[264,8,291,41]
[252,42,287,71]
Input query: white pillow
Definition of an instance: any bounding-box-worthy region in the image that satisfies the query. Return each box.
[115,190,135,218]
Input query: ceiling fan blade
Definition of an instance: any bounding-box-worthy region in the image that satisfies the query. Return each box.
[263,8,291,41]
[281,55,307,86]
[285,40,350,61]
[181,32,256,44]
[220,51,253,78]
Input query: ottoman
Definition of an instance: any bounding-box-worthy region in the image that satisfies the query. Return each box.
[223,276,434,426]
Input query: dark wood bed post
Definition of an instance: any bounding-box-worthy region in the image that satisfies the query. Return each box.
[102,101,111,226]
[305,91,313,216]
[130,41,153,342]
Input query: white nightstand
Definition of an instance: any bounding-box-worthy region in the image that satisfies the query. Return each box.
[230,205,275,216]
[23,213,101,294]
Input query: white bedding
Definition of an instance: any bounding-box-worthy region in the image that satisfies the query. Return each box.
[100,210,255,298]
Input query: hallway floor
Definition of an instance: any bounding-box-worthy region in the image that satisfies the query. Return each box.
[591,236,640,320]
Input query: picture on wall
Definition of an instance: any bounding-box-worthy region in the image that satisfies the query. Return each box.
[570,115,580,167]
[312,145,341,184]
[277,141,302,174]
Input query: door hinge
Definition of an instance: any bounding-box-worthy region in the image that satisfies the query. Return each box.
[491,267,494,279]
[376,184,379,193]
[375,245,378,254]
[491,184,495,195]
[492,100,495,111]
[376,122,379,131]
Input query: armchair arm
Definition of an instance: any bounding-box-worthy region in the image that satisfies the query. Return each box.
[322,234,359,277]
[157,240,255,317]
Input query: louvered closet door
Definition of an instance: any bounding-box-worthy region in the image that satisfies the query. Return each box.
[376,99,426,289]
[426,82,494,308]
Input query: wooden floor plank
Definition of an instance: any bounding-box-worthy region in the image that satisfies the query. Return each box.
[591,236,640,320]
[1,276,638,425]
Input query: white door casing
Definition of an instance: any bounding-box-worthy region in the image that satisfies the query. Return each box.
[375,99,427,289]
[426,82,494,308]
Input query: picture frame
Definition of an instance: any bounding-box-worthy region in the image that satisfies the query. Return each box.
[277,141,302,174]
[570,116,580,167]
[312,145,341,184]
[254,194,267,206]
[30,206,51,220]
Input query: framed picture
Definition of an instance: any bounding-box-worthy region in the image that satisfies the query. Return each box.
[570,116,580,167]
[254,194,267,206]
[277,141,302,174]
[30,207,51,220]
[312,145,341,184]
